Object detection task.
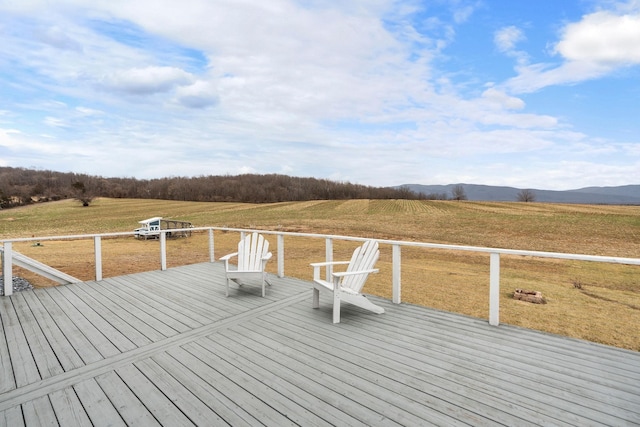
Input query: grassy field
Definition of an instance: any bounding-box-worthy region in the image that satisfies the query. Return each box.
[1,197,639,350]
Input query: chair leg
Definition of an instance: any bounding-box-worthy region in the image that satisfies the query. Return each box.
[332,291,341,324]
[312,288,319,308]
[261,278,266,297]
[225,278,230,297]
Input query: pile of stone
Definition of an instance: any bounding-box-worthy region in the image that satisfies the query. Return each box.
[0,276,34,296]
[513,288,546,304]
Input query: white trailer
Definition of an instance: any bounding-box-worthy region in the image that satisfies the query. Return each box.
[134,217,193,239]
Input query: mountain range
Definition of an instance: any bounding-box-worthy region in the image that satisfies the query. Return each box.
[401,184,640,205]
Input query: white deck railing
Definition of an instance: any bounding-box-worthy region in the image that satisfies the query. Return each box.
[2,227,640,326]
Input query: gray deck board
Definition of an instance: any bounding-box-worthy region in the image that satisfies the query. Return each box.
[31,289,105,366]
[167,345,297,427]
[84,279,192,335]
[72,379,126,427]
[247,314,529,426]
[106,275,209,328]
[315,303,640,425]
[0,404,24,427]
[0,311,15,394]
[1,262,639,426]
[276,306,622,425]
[22,395,57,427]
[133,357,228,426]
[52,285,138,354]
[80,280,182,338]
[153,350,258,426]
[18,291,85,373]
[64,283,156,347]
[115,363,197,426]
[94,371,160,427]
[44,286,122,359]
[209,327,467,426]
[48,387,92,427]
[108,274,220,324]
[10,294,65,384]
[68,281,165,345]
[267,309,556,426]
[0,296,41,388]
[189,339,340,427]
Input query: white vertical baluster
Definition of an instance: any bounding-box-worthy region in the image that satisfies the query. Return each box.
[489,252,500,326]
[392,244,401,304]
[3,242,12,296]
[94,236,102,281]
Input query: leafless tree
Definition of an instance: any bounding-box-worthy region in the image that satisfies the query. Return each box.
[451,185,467,201]
[517,189,536,202]
[72,181,94,206]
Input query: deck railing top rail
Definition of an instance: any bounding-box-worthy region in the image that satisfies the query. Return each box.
[2,226,639,327]
[2,226,639,265]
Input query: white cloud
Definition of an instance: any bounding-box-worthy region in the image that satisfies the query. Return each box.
[504,7,640,93]
[100,66,194,95]
[0,0,637,190]
[0,128,22,139]
[75,106,104,116]
[0,127,62,155]
[44,117,69,128]
[37,25,83,51]
[174,80,219,109]
[453,4,477,24]
[539,160,640,188]
[481,87,525,110]
[494,25,525,53]
[554,11,640,65]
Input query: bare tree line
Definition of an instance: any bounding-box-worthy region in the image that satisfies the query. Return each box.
[0,167,429,208]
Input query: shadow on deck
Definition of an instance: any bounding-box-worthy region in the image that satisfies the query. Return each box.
[1,262,639,426]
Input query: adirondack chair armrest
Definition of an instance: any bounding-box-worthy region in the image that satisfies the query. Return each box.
[310,261,351,267]
[219,252,238,261]
[219,252,238,270]
[311,261,350,281]
[260,252,273,268]
[313,269,379,292]
[333,268,378,291]
[332,268,379,278]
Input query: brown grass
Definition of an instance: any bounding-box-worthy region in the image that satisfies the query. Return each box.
[1,198,639,350]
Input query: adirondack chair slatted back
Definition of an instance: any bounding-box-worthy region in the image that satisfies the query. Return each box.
[238,232,269,271]
[342,240,379,292]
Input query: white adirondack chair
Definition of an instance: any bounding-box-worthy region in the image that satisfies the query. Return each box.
[310,240,384,323]
[220,232,272,297]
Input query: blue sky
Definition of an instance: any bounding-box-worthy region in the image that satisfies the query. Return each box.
[1,0,639,190]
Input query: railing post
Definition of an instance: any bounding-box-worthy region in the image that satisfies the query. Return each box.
[277,233,284,278]
[392,244,401,304]
[94,236,102,281]
[160,232,167,271]
[208,228,215,262]
[489,252,500,326]
[2,242,12,296]
[325,237,333,282]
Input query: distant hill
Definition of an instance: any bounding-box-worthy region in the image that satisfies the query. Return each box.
[401,183,640,204]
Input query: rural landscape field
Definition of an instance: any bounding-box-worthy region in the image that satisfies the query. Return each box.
[1,197,639,351]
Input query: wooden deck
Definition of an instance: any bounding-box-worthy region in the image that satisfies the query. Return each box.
[1,262,639,426]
